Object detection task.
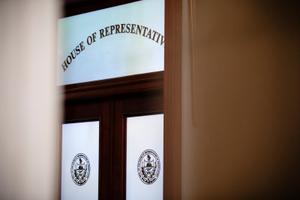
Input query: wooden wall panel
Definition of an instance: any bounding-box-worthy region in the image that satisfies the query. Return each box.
[182,0,300,199]
[164,0,182,199]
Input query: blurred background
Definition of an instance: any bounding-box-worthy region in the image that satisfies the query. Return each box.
[181,0,300,199]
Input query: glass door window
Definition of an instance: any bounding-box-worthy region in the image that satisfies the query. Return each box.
[61,121,100,200]
[126,114,164,200]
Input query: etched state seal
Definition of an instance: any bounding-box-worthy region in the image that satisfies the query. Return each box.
[137,149,160,184]
[71,153,90,186]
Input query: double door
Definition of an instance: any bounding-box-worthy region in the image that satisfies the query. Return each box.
[62,72,163,199]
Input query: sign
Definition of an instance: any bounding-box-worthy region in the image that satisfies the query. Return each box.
[58,0,164,85]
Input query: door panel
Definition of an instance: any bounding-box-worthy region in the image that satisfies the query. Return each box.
[126,114,164,200]
[61,121,100,200]
[63,72,163,200]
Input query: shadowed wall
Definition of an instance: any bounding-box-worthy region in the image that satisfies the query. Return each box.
[182,0,300,199]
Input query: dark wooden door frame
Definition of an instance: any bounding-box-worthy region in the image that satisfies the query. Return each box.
[62,0,182,199]
[63,0,140,17]
[164,0,182,199]
[63,72,163,200]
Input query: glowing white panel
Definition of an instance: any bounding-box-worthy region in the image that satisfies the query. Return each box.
[126,114,163,200]
[61,121,99,200]
[58,0,164,85]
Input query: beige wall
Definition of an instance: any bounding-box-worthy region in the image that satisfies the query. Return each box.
[182,0,300,199]
[0,1,61,199]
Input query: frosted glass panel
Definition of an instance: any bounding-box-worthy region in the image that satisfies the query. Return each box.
[126,114,164,200]
[61,121,99,200]
[58,0,164,85]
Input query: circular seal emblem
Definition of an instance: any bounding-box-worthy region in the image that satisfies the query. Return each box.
[71,153,90,186]
[137,149,160,184]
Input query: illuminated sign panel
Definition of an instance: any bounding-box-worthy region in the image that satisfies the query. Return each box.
[58,0,164,85]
